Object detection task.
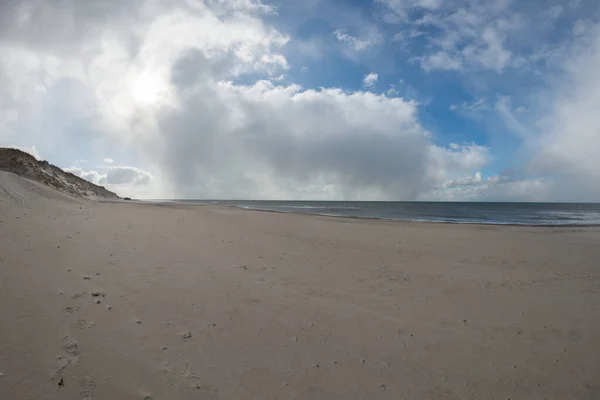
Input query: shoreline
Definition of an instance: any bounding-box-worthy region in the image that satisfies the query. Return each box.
[138,200,600,228]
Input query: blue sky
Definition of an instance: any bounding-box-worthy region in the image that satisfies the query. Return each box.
[1,0,599,200]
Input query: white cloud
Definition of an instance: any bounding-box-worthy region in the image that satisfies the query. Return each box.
[573,19,592,36]
[425,143,489,186]
[65,167,106,185]
[418,51,462,71]
[0,0,290,150]
[157,80,491,200]
[386,85,399,96]
[0,0,503,200]
[495,96,530,137]
[540,5,564,22]
[66,166,154,186]
[528,23,600,201]
[66,165,162,198]
[362,73,379,88]
[333,29,381,53]
[105,166,154,185]
[103,158,114,164]
[391,28,425,49]
[380,0,568,73]
[450,98,489,112]
[427,176,550,202]
[207,0,275,15]
[377,0,442,22]
[421,168,551,201]
[442,172,483,188]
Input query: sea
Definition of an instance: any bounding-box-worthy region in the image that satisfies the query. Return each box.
[169,200,600,226]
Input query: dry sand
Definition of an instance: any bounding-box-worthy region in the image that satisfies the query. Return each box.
[1,171,599,399]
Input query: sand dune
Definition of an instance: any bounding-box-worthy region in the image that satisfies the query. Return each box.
[0,171,84,206]
[0,148,119,200]
[1,175,599,399]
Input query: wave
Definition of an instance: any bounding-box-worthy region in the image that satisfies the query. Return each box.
[238,204,362,211]
[227,202,600,226]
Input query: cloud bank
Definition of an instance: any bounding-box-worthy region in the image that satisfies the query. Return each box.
[0,0,598,201]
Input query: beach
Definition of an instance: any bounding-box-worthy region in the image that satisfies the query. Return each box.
[1,177,599,399]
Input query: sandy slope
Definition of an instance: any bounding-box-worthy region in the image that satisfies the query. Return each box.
[1,175,599,399]
[0,148,119,200]
[0,171,84,206]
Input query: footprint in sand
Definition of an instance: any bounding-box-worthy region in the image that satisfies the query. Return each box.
[187,374,204,391]
[76,319,95,331]
[181,363,216,394]
[52,341,80,379]
[185,376,218,397]
[159,360,172,373]
[52,357,70,379]
[77,319,87,331]
[79,375,96,400]
[64,341,80,358]
[71,292,87,300]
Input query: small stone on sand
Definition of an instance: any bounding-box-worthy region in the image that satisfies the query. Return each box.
[182,332,192,339]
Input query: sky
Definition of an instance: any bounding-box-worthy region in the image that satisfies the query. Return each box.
[1,0,599,201]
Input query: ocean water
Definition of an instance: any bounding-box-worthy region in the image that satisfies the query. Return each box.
[171,200,600,226]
